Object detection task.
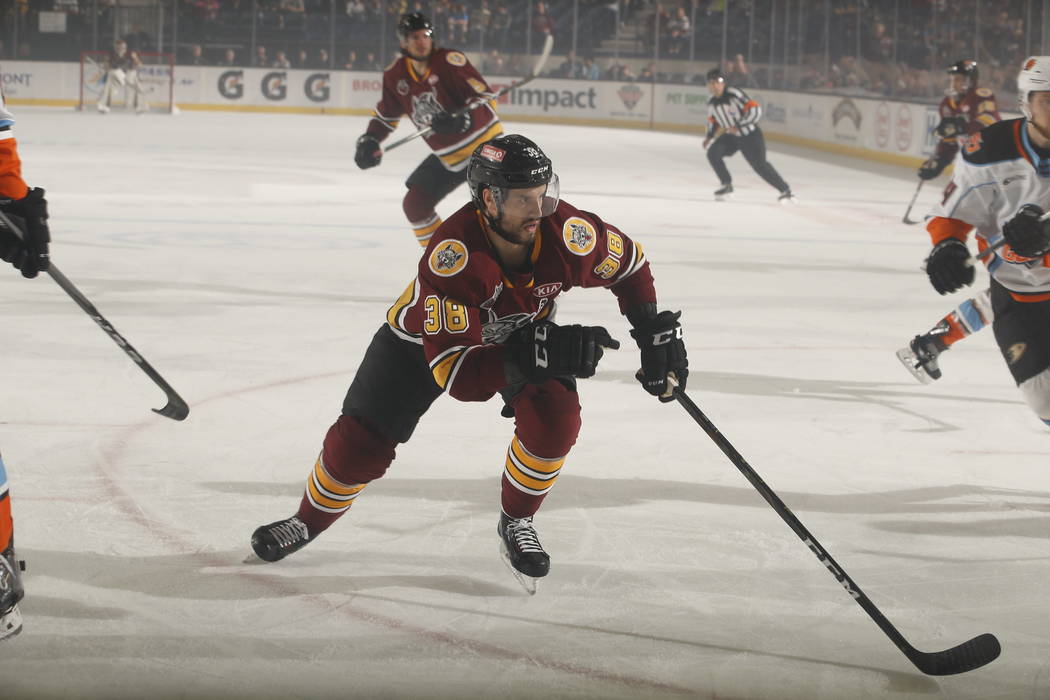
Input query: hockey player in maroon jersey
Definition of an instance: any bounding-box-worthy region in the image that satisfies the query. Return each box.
[251,134,689,592]
[917,60,1000,182]
[0,87,52,641]
[354,12,504,249]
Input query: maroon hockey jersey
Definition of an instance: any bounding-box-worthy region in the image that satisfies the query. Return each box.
[385,200,657,401]
[934,86,1000,162]
[365,48,503,171]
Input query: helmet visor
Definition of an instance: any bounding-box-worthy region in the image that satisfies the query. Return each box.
[497,173,560,219]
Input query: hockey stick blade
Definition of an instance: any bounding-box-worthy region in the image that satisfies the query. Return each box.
[672,388,1000,675]
[905,633,1001,676]
[0,210,190,421]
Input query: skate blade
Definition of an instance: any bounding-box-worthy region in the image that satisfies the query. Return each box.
[895,346,935,385]
[0,605,23,642]
[714,193,732,202]
[242,551,268,564]
[499,542,539,595]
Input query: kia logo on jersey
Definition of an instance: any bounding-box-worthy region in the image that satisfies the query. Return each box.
[305,73,330,103]
[217,70,244,100]
[532,282,562,298]
[262,72,287,101]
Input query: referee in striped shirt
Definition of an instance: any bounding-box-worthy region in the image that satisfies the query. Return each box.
[702,68,795,202]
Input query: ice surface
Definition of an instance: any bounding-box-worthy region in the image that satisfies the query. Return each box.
[0,109,1046,699]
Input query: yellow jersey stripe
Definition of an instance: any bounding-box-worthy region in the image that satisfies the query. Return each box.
[438,122,505,168]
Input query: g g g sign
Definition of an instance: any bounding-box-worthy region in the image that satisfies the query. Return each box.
[218,70,244,100]
[262,71,287,101]
[305,73,330,103]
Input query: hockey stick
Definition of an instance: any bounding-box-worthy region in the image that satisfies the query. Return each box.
[382,34,555,153]
[673,388,1000,675]
[902,180,925,225]
[0,210,189,421]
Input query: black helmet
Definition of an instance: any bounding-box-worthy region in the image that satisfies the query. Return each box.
[706,68,726,83]
[468,134,553,205]
[947,59,978,86]
[467,135,560,230]
[398,12,433,39]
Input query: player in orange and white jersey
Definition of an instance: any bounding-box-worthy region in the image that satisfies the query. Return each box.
[898,57,1050,427]
[0,83,52,642]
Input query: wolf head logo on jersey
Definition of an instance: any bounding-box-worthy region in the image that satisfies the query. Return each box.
[562,217,597,256]
[429,240,468,277]
[411,90,444,129]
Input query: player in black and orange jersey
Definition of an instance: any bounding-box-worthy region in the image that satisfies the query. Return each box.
[251,134,688,593]
[354,12,503,248]
[917,59,1000,181]
[0,87,52,641]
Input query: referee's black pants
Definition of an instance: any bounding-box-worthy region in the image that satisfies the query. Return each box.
[706,128,790,193]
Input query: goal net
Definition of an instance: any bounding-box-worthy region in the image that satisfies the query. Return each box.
[79,51,175,114]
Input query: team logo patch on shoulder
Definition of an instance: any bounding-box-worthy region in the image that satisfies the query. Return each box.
[429,240,469,277]
[447,51,467,67]
[976,87,993,97]
[562,217,597,256]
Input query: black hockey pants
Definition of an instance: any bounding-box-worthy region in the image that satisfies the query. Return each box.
[706,128,790,193]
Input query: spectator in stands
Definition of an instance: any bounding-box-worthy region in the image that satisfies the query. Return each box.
[295,48,310,69]
[218,48,238,67]
[343,49,358,70]
[666,6,690,56]
[533,1,555,49]
[253,45,269,67]
[273,49,291,69]
[482,48,505,74]
[556,50,582,79]
[491,2,512,50]
[448,3,469,45]
[362,51,381,71]
[472,0,492,45]
[606,62,635,81]
[315,48,331,69]
[278,0,305,30]
[638,63,655,82]
[581,56,601,81]
[346,0,366,20]
[186,43,208,66]
[728,54,751,87]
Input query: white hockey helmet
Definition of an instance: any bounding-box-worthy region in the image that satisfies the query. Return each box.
[1018,56,1050,118]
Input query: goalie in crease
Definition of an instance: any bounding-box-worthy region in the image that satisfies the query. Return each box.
[96,39,146,114]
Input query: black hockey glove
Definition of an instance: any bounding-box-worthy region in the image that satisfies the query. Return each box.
[924,238,974,295]
[629,309,688,402]
[917,155,949,181]
[1002,203,1050,259]
[509,321,620,383]
[354,134,383,170]
[0,187,51,279]
[934,115,967,139]
[430,110,471,135]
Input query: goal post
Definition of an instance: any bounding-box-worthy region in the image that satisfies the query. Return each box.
[79,50,175,114]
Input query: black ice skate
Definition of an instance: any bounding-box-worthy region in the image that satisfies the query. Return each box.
[0,541,25,642]
[249,515,312,563]
[498,512,549,595]
[714,183,734,201]
[777,190,798,204]
[896,332,949,384]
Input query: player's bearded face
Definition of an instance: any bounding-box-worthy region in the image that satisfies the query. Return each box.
[486,184,549,245]
[1028,91,1050,137]
[401,29,433,61]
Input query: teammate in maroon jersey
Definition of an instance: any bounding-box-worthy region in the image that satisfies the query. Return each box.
[917,60,1000,181]
[252,134,688,592]
[354,12,504,248]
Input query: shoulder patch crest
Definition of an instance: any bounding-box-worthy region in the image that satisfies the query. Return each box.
[428,239,469,277]
[562,217,597,256]
[447,51,467,67]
